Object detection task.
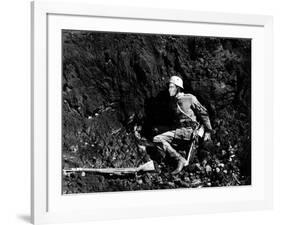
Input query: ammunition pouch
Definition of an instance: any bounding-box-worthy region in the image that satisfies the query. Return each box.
[174,127,193,141]
[179,119,198,130]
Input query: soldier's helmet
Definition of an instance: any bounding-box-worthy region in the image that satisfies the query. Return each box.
[169,76,184,89]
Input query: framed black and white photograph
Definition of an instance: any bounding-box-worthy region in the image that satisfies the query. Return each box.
[61,30,251,193]
[31,1,273,224]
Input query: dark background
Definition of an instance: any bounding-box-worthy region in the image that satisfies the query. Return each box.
[62,30,251,193]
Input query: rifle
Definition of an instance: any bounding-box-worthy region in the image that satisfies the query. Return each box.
[186,124,204,165]
[63,160,155,176]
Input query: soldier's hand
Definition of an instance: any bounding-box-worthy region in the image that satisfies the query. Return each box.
[203,131,211,141]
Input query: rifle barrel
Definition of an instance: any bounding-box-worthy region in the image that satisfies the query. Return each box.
[63,160,155,174]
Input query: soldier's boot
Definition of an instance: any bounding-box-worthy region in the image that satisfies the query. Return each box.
[161,141,187,175]
[169,151,188,175]
[171,157,187,175]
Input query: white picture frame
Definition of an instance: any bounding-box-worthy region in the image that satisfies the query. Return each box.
[31,1,273,224]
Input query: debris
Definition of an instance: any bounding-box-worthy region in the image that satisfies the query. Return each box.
[195,163,202,170]
[202,159,207,167]
[176,180,190,187]
[111,128,121,135]
[69,145,78,153]
[184,176,190,183]
[232,173,241,184]
[138,145,146,152]
[167,182,175,187]
[137,179,143,185]
[191,179,201,186]
[205,165,212,174]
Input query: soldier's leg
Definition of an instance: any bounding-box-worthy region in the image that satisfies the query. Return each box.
[153,131,187,174]
[153,131,177,155]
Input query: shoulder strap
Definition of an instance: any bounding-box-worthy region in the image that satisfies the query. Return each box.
[176,103,199,125]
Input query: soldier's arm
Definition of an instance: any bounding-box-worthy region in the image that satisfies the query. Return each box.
[190,95,212,132]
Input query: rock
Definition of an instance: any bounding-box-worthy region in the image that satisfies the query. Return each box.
[175,180,190,188]
[137,179,143,185]
[195,163,203,170]
[156,176,163,184]
[205,165,212,174]
[69,145,78,153]
[167,182,175,187]
[138,145,146,152]
[191,179,202,186]
[202,159,207,167]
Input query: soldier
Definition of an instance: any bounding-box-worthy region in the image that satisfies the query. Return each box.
[153,76,212,175]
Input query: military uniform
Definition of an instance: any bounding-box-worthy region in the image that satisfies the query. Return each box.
[153,93,212,161]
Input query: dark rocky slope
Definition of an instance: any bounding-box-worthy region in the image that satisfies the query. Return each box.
[62,30,251,193]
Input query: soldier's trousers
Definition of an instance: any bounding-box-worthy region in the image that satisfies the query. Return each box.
[153,127,193,159]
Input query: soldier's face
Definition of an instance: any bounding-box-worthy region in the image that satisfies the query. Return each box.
[169,83,178,97]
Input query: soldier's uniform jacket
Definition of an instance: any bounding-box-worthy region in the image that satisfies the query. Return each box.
[171,93,212,140]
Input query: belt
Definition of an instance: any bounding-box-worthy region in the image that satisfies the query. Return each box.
[179,119,198,129]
